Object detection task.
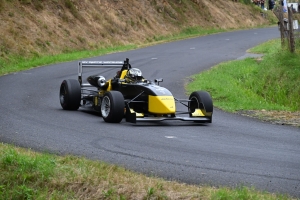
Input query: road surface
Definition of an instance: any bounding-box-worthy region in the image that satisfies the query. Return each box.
[0,27,299,197]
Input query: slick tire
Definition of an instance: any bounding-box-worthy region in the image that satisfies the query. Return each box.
[101,91,125,123]
[189,91,213,123]
[59,79,81,110]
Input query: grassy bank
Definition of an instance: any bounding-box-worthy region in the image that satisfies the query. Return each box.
[0,27,224,76]
[187,39,300,112]
[0,143,294,200]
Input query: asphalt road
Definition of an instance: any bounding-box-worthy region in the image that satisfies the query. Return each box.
[1,27,299,197]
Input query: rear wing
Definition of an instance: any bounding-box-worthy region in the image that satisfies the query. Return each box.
[78,58,130,85]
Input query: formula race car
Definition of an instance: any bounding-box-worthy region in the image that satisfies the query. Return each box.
[59,58,213,123]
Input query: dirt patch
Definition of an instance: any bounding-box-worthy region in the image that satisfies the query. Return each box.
[237,110,300,127]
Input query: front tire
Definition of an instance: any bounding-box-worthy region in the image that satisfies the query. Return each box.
[101,91,124,123]
[189,91,213,123]
[59,79,81,110]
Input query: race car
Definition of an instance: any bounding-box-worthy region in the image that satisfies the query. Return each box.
[59,58,213,123]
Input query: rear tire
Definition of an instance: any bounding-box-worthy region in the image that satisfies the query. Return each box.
[101,91,124,123]
[59,79,81,110]
[189,91,213,123]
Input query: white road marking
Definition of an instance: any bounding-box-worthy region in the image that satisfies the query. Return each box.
[165,136,177,139]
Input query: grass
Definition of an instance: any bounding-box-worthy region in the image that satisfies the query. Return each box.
[0,29,299,199]
[0,143,295,200]
[186,39,300,112]
[0,44,137,76]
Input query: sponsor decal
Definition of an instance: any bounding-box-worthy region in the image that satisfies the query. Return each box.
[160,97,173,101]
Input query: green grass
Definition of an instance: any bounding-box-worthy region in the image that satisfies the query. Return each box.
[0,147,57,199]
[0,143,295,200]
[187,39,300,112]
[0,44,137,76]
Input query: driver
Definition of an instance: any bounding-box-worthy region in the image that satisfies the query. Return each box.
[124,68,143,83]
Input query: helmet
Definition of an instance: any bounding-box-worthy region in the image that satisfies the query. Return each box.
[125,68,143,83]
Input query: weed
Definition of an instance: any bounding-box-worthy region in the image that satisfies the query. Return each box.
[103,188,115,198]
[146,187,155,199]
[15,185,35,200]
[156,182,164,190]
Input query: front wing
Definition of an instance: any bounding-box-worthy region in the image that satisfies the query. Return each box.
[126,113,211,123]
[135,116,211,123]
[125,107,211,123]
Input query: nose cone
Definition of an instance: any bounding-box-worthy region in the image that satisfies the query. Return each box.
[148,95,176,114]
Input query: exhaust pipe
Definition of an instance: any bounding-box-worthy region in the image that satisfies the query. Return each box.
[87,75,108,89]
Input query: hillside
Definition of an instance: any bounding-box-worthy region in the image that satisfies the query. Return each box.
[0,0,274,60]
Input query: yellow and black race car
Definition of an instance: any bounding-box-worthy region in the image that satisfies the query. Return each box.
[59,58,213,123]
